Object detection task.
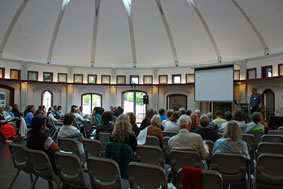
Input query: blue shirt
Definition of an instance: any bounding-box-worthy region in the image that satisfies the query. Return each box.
[250,93,263,107]
[160,115,168,123]
[25,112,34,127]
[8,110,15,118]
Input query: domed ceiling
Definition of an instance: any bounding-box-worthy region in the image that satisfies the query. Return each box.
[0,0,282,68]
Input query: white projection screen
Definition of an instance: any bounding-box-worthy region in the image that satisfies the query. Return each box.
[195,64,234,102]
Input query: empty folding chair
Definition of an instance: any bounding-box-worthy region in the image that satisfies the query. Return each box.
[98,132,111,147]
[204,140,214,154]
[8,143,33,188]
[268,130,283,136]
[87,156,129,189]
[128,162,168,189]
[278,126,283,130]
[246,131,263,146]
[26,148,58,189]
[57,137,81,159]
[210,153,248,186]
[257,142,283,156]
[54,152,89,188]
[260,134,283,143]
[135,145,165,167]
[145,135,160,146]
[83,139,104,158]
[256,154,283,187]
[176,169,223,189]
[162,131,177,137]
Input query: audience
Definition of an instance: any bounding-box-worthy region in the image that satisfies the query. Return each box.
[72,107,84,122]
[190,113,200,132]
[159,108,168,123]
[146,114,164,148]
[163,111,181,133]
[194,114,219,142]
[185,110,192,116]
[96,111,114,139]
[244,112,266,133]
[47,107,58,122]
[195,109,201,122]
[54,105,64,119]
[12,104,22,118]
[207,112,218,132]
[233,110,246,132]
[140,108,155,130]
[162,110,173,126]
[219,111,232,131]
[0,107,17,141]
[212,110,226,127]
[212,121,250,159]
[24,105,35,127]
[6,106,16,118]
[127,112,140,137]
[111,114,137,151]
[35,105,45,116]
[168,115,209,160]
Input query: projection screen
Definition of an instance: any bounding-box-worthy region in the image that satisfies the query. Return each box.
[194,64,234,102]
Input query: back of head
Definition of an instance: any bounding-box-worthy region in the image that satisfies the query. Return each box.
[144,108,155,122]
[159,108,166,116]
[195,109,200,115]
[113,114,132,142]
[185,110,192,116]
[190,113,198,126]
[64,113,75,125]
[251,112,261,124]
[224,111,232,121]
[215,110,223,117]
[101,111,113,124]
[206,112,213,121]
[169,111,181,122]
[223,121,242,140]
[180,110,186,115]
[30,116,46,136]
[71,105,77,113]
[234,110,245,121]
[127,112,136,125]
[200,114,209,128]
[150,114,161,127]
[166,110,174,118]
[177,115,191,128]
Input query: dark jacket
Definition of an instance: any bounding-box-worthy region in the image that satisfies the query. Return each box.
[193,127,219,142]
[139,119,150,131]
[96,122,114,139]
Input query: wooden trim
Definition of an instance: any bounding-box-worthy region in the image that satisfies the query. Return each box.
[143,75,153,84]
[186,74,194,83]
[0,67,5,79]
[101,75,111,84]
[278,63,283,76]
[28,71,38,81]
[10,69,21,80]
[130,75,139,85]
[81,93,103,113]
[172,74,181,84]
[261,65,272,78]
[262,89,275,118]
[0,84,15,106]
[159,75,168,84]
[74,74,84,83]
[41,90,53,107]
[234,70,240,80]
[116,75,126,84]
[246,68,257,80]
[87,74,97,84]
[57,73,68,83]
[43,72,53,82]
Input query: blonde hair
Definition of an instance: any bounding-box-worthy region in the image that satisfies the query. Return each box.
[223,121,242,140]
[150,114,161,127]
[112,114,134,142]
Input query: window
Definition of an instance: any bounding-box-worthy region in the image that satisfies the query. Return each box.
[81,93,102,114]
[101,75,111,84]
[234,70,240,80]
[247,68,256,80]
[186,74,194,83]
[10,69,21,80]
[143,75,153,84]
[74,74,83,83]
[88,75,97,84]
[279,64,283,76]
[159,75,168,84]
[130,75,139,85]
[58,73,67,83]
[117,75,126,84]
[41,90,53,111]
[123,91,146,123]
[172,74,181,84]
[261,66,272,78]
[43,72,53,82]
[0,68,5,79]
[28,71,38,81]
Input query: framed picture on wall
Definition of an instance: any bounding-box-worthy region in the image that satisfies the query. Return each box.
[43,72,53,82]
[234,70,240,80]
[143,75,153,84]
[159,75,168,84]
[279,64,283,76]
[10,69,21,80]
[186,74,194,83]
[88,75,97,84]
[28,71,38,81]
[247,68,256,80]
[130,75,139,85]
[116,75,126,84]
[0,68,5,79]
[74,74,83,83]
[101,75,111,84]
[58,73,67,83]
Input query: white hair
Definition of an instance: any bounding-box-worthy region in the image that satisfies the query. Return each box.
[177,115,192,126]
[195,109,200,114]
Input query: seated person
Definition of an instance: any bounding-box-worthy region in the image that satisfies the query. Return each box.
[127,112,140,137]
[111,114,137,151]
[54,105,64,119]
[212,110,226,127]
[147,114,164,148]
[244,112,266,133]
[12,104,22,118]
[212,121,250,159]
[168,115,209,160]
[140,109,156,131]
[72,107,85,122]
[190,113,200,132]
[233,110,246,133]
[162,110,173,127]
[219,111,232,131]
[207,112,218,132]
[164,111,181,133]
[6,106,16,118]
[159,108,168,123]
[47,107,58,122]
[194,114,219,142]
[96,111,114,139]
[24,105,35,127]
[58,113,85,161]
[26,116,60,173]
[0,108,17,141]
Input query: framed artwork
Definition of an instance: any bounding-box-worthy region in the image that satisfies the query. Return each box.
[0,67,5,79]
[116,75,126,84]
[28,71,38,81]
[58,73,67,83]
[130,75,139,85]
[101,75,111,84]
[234,70,240,80]
[186,74,194,83]
[43,72,53,82]
[247,68,256,80]
[143,75,153,84]
[172,74,181,84]
[88,74,97,84]
[159,75,168,84]
[74,74,83,83]
[279,64,283,76]
[0,92,6,108]
[261,65,272,78]
[10,69,21,80]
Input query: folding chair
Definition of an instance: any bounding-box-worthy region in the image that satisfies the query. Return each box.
[47,117,60,139]
[162,136,170,162]
[98,132,111,147]
[162,131,177,137]
[257,142,283,157]
[268,130,283,136]
[260,134,283,143]
[135,145,165,167]
[83,139,104,158]
[204,140,214,154]
[145,135,160,147]
[246,131,263,146]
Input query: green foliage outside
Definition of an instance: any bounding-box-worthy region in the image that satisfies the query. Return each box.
[124,92,145,105]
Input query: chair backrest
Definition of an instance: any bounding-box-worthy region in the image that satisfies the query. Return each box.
[256,154,283,186]
[8,143,32,173]
[162,131,176,137]
[83,139,104,158]
[242,134,255,151]
[54,152,88,188]
[211,152,248,184]
[128,162,167,189]
[135,145,164,167]
[170,150,202,173]
[57,137,80,158]
[204,140,214,154]
[268,130,283,136]
[145,135,160,146]
[162,136,170,160]
[98,132,111,146]
[176,169,223,189]
[278,126,283,130]
[257,142,283,156]
[87,156,122,189]
[47,117,55,129]
[26,148,55,181]
[261,134,283,143]
[218,133,223,138]
[246,131,263,145]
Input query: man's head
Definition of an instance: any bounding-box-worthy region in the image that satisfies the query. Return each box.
[64,113,75,125]
[195,109,201,116]
[252,88,257,95]
[177,115,192,131]
[159,108,166,116]
[14,104,19,109]
[251,112,261,124]
[215,110,223,118]
[200,114,209,128]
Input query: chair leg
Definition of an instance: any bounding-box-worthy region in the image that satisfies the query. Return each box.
[31,175,39,189]
[48,181,54,189]
[29,173,33,183]
[9,169,21,189]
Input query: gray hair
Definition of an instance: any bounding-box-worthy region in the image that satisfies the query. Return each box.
[177,115,192,126]
[195,109,200,114]
[200,114,209,127]
[150,114,162,127]
[251,112,261,124]
[207,112,213,121]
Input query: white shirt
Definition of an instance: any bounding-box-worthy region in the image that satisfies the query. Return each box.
[74,113,84,121]
[164,121,180,133]
[48,113,58,122]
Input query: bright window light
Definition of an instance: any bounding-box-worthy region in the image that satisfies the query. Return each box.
[62,0,71,10]
[122,0,132,16]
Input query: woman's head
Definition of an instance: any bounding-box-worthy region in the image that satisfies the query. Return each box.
[169,111,181,122]
[224,111,232,121]
[101,111,113,124]
[64,113,75,125]
[166,110,174,118]
[112,114,133,142]
[150,114,161,127]
[144,109,156,122]
[200,114,209,128]
[127,112,136,125]
[31,116,47,134]
[190,113,198,126]
[223,121,242,140]
[251,112,261,124]
[234,110,245,121]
